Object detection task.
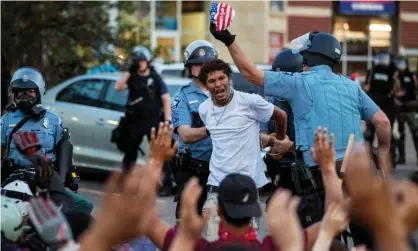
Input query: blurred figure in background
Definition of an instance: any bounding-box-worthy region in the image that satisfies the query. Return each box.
[112,45,173,195]
[363,51,400,168]
[393,56,418,165]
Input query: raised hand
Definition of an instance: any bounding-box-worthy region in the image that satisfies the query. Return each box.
[149,122,178,167]
[344,147,409,251]
[266,189,303,251]
[178,178,209,241]
[310,127,335,173]
[80,166,160,249]
[320,203,349,237]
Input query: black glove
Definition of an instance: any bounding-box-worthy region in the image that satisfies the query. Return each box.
[210,22,236,47]
[12,131,53,184]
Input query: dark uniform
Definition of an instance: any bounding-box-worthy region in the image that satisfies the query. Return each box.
[394,56,418,165]
[112,46,169,171]
[364,52,398,167]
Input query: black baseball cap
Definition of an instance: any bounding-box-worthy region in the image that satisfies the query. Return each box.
[218,173,262,219]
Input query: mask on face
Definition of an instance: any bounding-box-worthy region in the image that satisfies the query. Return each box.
[15,90,45,119]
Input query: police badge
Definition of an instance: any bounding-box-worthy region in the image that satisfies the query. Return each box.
[43,117,49,129]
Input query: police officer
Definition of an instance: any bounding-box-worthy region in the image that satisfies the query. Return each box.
[1,67,93,214]
[114,46,171,173]
[210,26,391,235]
[170,40,217,219]
[260,49,302,200]
[363,51,400,168]
[394,56,418,165]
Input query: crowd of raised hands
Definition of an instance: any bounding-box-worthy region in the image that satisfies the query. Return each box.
[28,122,418,251]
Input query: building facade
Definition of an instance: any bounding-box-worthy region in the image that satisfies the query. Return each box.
[150,1,418,74]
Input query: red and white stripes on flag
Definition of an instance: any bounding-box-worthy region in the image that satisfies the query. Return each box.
[210,2,235,31]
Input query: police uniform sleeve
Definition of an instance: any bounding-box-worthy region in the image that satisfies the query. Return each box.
[171,93,191,131]
[263,71,299,100]
[156,74,168,95]
[250,93,274,123]
[54,116,64,146]
[359,88,380,121]
[1,115,7,148]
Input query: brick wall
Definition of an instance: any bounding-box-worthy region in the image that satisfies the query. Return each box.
[288,1,331,8]
[400,1,418,12]
[288,16,332,41]
[399,1,418,49]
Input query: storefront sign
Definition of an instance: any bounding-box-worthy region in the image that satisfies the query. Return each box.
[268,32,283,64]
[340,0,395,16]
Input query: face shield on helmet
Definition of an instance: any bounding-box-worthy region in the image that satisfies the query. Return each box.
[374,53,391,67]
[184,40,218,66]
[1,195,25,242]
[10,67,46,114]
[289,32,314,55]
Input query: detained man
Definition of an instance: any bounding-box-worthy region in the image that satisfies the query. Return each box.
[197,59,288,241]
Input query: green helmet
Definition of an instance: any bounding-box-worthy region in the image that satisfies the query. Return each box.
[1,195,24,242]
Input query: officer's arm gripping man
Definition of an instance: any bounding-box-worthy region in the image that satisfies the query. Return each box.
[172,94,208,144]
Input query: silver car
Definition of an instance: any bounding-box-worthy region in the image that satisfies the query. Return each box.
[43,72,189,171]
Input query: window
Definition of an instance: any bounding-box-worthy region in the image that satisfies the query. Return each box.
[103,81,128,112]
[269,1,284,12]
[56,79,105,107]
[161,69,183,78]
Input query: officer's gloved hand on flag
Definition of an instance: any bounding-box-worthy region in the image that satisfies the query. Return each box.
[13,131,53,184]
[209,2,236,47]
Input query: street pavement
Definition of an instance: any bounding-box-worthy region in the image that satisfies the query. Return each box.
[77,130,417,248]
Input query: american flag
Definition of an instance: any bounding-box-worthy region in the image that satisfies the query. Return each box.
[210,2,235,31]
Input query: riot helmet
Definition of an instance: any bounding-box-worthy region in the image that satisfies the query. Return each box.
[1,180,34,217]
[271,48,303,73]
[374,52,391,67]
[290,31,342,68]
[131,46,152,62]
[10,67,46,116]
[184,40,218,66]
[393,56,408,71]
[1,195,25,242]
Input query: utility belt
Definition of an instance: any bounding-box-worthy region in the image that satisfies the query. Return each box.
[1,158,79,191]
[169,149,210,176]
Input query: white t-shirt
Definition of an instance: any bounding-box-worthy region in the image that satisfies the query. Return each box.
[199,91,274,188]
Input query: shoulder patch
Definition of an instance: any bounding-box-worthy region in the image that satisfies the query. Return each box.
[171,96,182,110]
[301,71,316,75]
[282,71,295,76]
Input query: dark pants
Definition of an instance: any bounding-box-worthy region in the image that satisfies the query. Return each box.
[174,170,208,219]
[397,111,418,161]
[120,115,173,189]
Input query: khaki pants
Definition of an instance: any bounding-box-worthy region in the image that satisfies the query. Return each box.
[202,190,260,241]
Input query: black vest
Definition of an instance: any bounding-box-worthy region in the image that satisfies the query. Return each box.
[399,71,416,102]
[368,66,396,109]
[126,70,162,118]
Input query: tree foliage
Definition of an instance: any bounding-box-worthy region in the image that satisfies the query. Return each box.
[1,1,113,88]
